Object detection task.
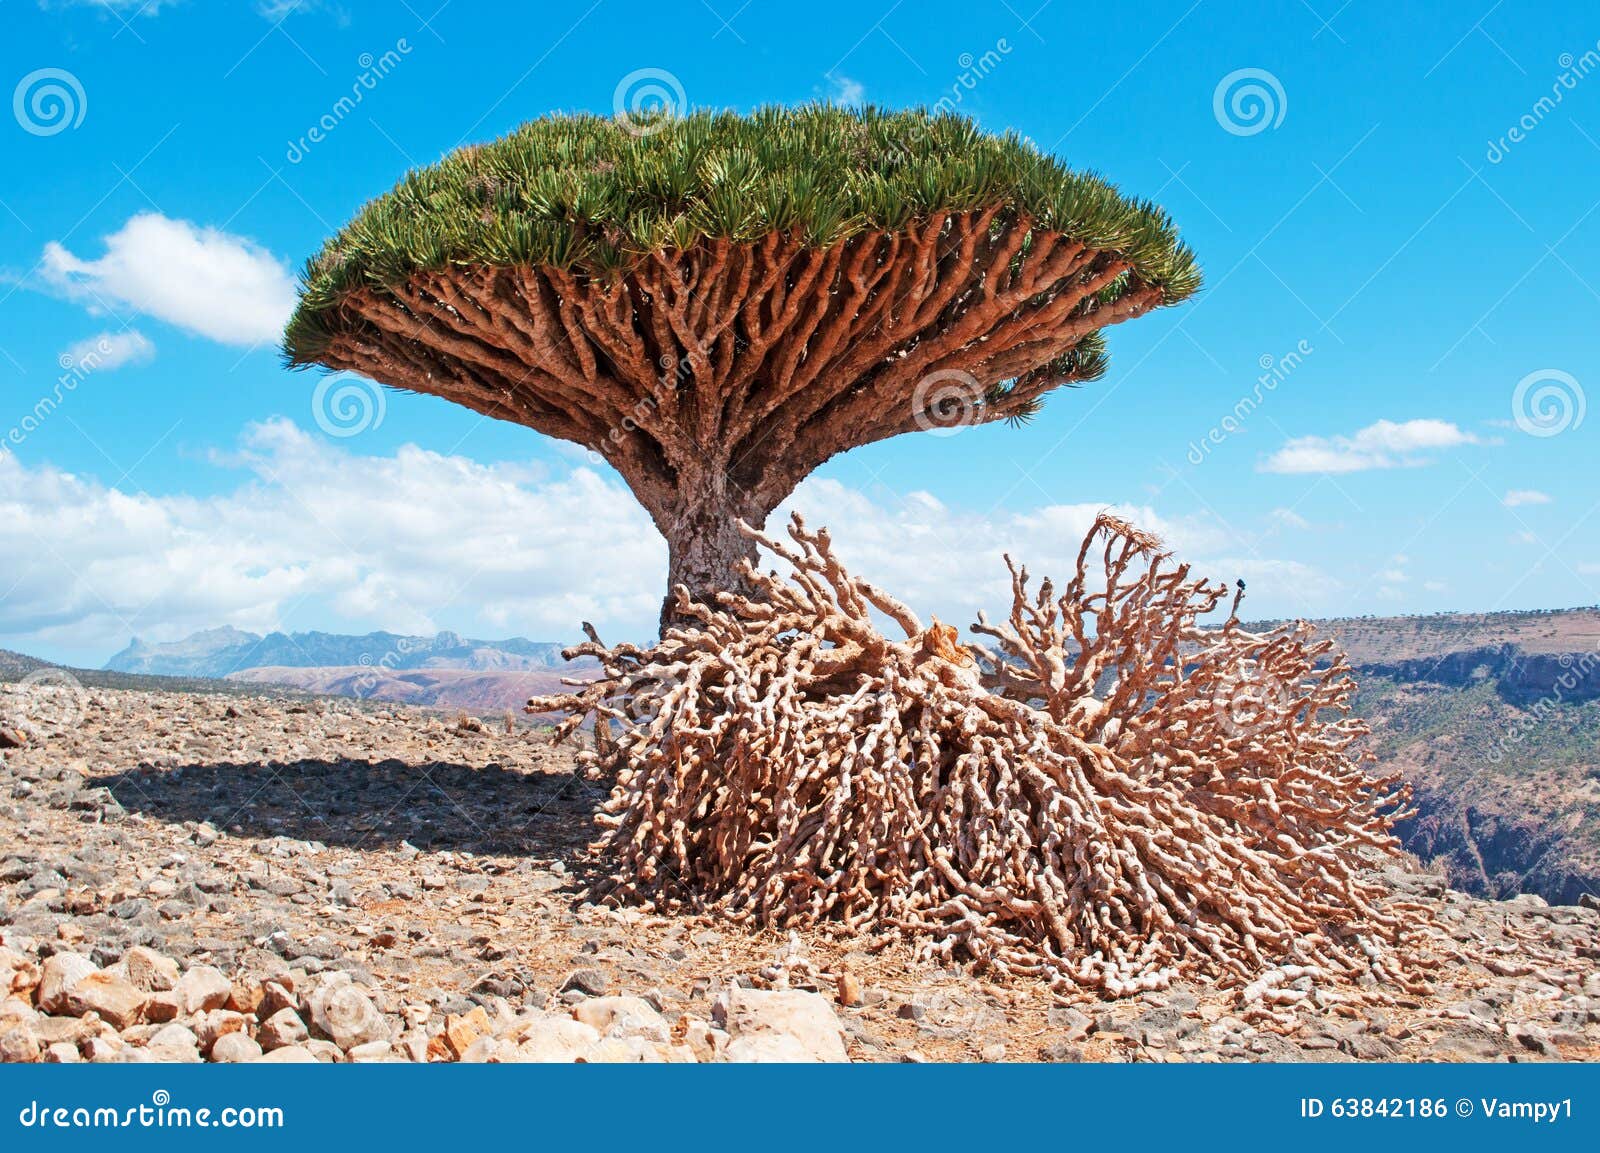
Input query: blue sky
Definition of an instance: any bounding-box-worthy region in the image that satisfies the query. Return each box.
[2,0,1597,665]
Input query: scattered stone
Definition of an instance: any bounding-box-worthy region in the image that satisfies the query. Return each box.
[303,1039,344,1063]
[571,996,668,1042]
[1041,1041,1085,1063]
[258,1008,310,1051]
[43,1040,80,1063]
[435,1006,493,1060]
[346,1040,394,1062]
[63,971,147,1029]
[123,946,179,992]
[172,965,231,1015]
[726,1033,818,1062]
[560,968,609,997]
[82,1033,123,1063]
[144,1022,201,1062]
[254,1045,317,1063]
[508,1016,603,1062]
[713,988,849,1063]
[307,981,389,1050]
[836,972,863,1007]
[0,1025,41,1063]
[1046,1006,1094,1042]
[36,952,95,1014]
[210,1032,263,1063]
[192,1009,248,1053]
[142,990,179,1024]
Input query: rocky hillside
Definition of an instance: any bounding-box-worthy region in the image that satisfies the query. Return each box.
[1,682,1597,1064]
[1355,670,1600,905]
[225,665,593,714]
[1241,607,1600,907]
[1253,606,1600,663]
[105,628,576,679]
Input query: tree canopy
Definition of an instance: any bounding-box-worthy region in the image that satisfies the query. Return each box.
[283,104,1199,364]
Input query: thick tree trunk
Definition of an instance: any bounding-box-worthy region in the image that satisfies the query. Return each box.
[657,478,770,633]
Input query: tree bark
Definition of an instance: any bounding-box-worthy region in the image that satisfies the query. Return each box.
[656,471,771,632]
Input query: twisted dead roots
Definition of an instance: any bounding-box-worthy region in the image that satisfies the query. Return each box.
[529,514,1437,1009]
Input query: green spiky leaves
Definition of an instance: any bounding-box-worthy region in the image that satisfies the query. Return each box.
[284,105,1200,366]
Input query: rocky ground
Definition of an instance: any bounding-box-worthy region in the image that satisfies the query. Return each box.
[1,681,1599,1064]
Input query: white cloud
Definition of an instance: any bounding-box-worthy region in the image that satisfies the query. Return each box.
[1269,507,1310,530]
[43,1,173,12]
[0,423,1338,662]
[60,330,154,373]
[1260,418,1482,474]
[1423,580,1449,593]
[0,420,663,659]
[1502,489,1552,507]
[40,213,296,347]
[826,74,866,106]
[255,0,332,18]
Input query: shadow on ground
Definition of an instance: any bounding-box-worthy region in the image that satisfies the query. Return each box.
[99,757,609,862]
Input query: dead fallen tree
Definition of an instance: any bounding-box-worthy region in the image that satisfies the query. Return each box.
[530,513,1436,1006]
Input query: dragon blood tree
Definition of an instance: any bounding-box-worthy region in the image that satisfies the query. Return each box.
[283,106,1198,625]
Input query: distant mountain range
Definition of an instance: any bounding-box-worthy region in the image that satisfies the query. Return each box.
[105,627,576,679]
